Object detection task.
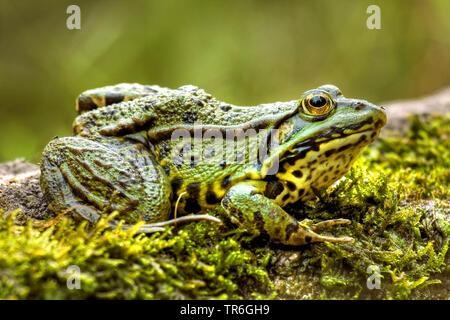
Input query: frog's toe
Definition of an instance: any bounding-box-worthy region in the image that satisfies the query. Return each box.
[287,226,354,245]
[285,222,353,245]
[310,218,351,232]
[308,233,354,244]
[302,219,353,244]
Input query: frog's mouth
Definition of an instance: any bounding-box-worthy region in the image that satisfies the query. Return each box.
[260,113,385,177]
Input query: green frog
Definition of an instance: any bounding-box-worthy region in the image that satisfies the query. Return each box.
[40,83,386,245]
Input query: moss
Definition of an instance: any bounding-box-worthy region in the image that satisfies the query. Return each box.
[0,114,448,300]
[0,210,274,299]
[275,114,449,299]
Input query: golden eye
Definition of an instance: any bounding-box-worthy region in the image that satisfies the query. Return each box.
[300,92,334,118]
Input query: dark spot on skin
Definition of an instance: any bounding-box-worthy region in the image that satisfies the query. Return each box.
[285,223,299,242]
[253,210,266,234]
[323,175,329,182]
[228,206,238,217]
[374,119,384,128]
[184,198,201,213]
[334,170,340,175]
[286,181,296,191]
[292,170,303,178]
[229,206,244,223]
[187,182,201,198]
[264,181,285,199]
[338,144,352,153]
[305,235,312,243]
[190,156,198,168]
[297,188,305,197]
[325,149,336,158]
[371,132,377,139]
[162,165,170,176]
[182,112,198,124]
[170,177,183,195]
[206,189,220,205]
[287,158,297,166]
[77,95,97,112]
[274,226,281,235]
[105,92,125,106]
[173,155,184,168]
[193,99,204,107]
[221,175,231,189]
[278,164,287,173]
[205,148,215,158]
[158,141,171,159]
[282,194,290,202]
[309,159,317,165]
[221,193,230,209]
[220,104,232,112]
[219,160,226,169]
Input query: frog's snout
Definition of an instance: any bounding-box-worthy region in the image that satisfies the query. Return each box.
[365,102,387,129]
[343,99,387,129]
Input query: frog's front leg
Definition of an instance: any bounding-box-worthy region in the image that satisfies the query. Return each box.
[221,181,353,245]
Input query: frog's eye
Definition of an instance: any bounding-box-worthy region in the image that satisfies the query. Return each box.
[299,92,335,120]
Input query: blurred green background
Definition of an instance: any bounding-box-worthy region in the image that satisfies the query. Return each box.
[0,0,449,163]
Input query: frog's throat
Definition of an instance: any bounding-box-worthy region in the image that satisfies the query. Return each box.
[260,124,381,178]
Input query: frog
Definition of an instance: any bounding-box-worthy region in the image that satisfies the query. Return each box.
[40,83,386,245]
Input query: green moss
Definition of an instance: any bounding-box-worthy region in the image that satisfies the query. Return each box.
[0,210,274,299]
[0,114,448,299]
[276,114,449,299]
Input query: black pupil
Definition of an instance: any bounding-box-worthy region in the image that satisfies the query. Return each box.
[309,95,326,108]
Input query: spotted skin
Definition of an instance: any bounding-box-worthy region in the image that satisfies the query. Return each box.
[40,83,386,245]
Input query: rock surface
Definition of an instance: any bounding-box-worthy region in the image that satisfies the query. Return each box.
[0,159,51,222]
[382,86,450,134]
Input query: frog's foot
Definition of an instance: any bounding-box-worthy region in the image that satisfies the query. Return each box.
[222,181,353,246]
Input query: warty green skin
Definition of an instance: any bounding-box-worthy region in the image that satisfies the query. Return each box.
[40,84,386,245]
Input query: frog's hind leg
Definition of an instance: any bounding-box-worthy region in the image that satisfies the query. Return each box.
[76,83,169,113]
[40,136,173,228]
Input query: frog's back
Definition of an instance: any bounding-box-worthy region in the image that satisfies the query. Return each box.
[74,83,297,136]
[72,84,298,214]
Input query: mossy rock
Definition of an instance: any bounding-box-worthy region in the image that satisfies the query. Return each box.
[0,114,448,299]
